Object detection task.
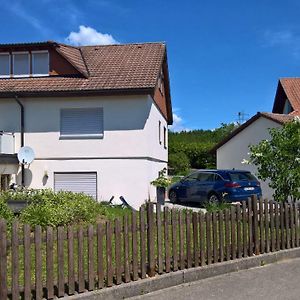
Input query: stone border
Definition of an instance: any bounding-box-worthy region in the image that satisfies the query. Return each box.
[64,248,300,300]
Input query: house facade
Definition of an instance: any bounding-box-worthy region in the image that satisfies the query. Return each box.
[0,41,173,208]
[213,78,300,200]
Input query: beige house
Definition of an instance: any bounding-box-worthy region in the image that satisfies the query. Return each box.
[0,41,173,208]
[213,78,300,199]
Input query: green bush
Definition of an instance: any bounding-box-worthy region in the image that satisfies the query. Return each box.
[1,189,109,227]
[0,199,14,222]
[168,152,190,175]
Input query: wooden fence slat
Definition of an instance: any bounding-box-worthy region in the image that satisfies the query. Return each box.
[199,213,205,266]
[88,225,95,290]
[212,212,218,263]
[186,211,192,268]
[269,202,275,252]
[123,215,130,283]
[242,202,247,257]
[231,206,236,260]
[259,198,264,253]
[23,224,31,300]
[290,203,295,248]
[46,226,54,299]
[295,203,299,248]
[57,226,65,297]
[156,204,163,274]
[206,212,212,265]
[178,211,185,269]
[77,226,85,293]
[193,212,199,266]
[218,211,224,262]
[275,203,280,251]
[264,199,270,253]
[248,198,253,256]
[285,203,290,249]
[67,226,75,295]
[12,220,19,300]
[164,207,171,273]
[106,221,113,287]
[115,218,122,284]
[280,202,285,249]
[147,203,155,277]
[139,207,146,279]
[0,220,7,300]
[225,209,230,260]
[132,211,138,281]
[97,224,104,288]
[236,204,242,258]
[172,209,178,271]
[252,196,259,255]
[35,225,43,300]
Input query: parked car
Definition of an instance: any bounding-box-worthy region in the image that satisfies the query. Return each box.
[168,169,262,204]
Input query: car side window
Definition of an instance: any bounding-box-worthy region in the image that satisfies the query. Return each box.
[185,173,199,181]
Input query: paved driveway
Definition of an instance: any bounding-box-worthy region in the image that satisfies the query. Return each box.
[128,258,300,300]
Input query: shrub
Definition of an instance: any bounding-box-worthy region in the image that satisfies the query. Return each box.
[168,152,190,175]
[0,199,14,222]
[12,189,108,227]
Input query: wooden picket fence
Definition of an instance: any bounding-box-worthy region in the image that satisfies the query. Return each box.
[0,196,299,299]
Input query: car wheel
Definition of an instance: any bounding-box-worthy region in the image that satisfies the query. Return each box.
[169,190,179,204]
[207,193,220,204]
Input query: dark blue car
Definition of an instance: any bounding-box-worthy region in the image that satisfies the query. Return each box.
[168,169,262,204]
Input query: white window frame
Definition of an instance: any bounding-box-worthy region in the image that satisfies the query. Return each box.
[59,107,104,140]
[12,51,30,77]
[31,50,49,77]
[0,53,10,78]
[163,126,167,149]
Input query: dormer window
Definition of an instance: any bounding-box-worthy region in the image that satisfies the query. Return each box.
[0,50,49,78]
[13,52,30,77]
[283,99,293,114]
[32,51,49,76]
[0,53,10,78]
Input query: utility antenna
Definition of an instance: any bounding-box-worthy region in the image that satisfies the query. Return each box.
[236,111,249,124]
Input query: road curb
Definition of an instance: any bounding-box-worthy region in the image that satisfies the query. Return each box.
[64,248,300,300]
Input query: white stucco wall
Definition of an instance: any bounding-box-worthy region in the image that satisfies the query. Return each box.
[0,95,168,208]
[217,117,282,200]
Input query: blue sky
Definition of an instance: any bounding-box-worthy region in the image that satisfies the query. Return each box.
[1,0,300,130]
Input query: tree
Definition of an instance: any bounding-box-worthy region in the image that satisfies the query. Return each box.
[248,117,300,202]
[168,152,190,175]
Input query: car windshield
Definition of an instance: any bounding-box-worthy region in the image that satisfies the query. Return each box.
[228,172,257,182]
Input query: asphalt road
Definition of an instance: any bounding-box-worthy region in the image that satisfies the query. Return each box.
[129,258,300,300]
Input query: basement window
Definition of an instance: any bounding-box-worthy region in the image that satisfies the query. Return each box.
[0,53,10,77]
[13,52,30,77]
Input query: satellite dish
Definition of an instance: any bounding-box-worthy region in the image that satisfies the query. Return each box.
[17,146,35,165]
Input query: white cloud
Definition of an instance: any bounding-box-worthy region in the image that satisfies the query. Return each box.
[66,25,119,46]
[169,113,190,132]
[264,30,294,47]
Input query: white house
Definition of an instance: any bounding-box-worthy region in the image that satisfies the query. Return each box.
[0,41,173,208]
[212,78,300,199]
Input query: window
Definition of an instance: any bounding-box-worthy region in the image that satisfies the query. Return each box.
[0,53,10,77]
[163,126,167,148]
[60,108,104,139]
[159,121,162,144]
[185,172,199,181]
[283,99,293,114]
[13,52,29,77]
[32,51,49,76]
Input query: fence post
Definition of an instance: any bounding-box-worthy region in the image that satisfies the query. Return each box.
[147,202,155,277]
[252,195,259,255]
[0,219,7,300]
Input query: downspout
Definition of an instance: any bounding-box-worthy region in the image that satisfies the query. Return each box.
[14,95,25,187]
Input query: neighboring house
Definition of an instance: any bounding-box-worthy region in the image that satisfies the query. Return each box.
[0,41,173,208]
[212,78,300,200]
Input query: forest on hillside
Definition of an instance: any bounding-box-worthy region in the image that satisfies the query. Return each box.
[168,123,237,175]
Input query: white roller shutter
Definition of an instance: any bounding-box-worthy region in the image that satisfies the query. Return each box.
[54,172,97,199]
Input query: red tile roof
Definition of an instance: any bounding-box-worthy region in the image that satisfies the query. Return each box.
[273,78,300,115]
[0,41,172,123]
[211,112,298,152]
